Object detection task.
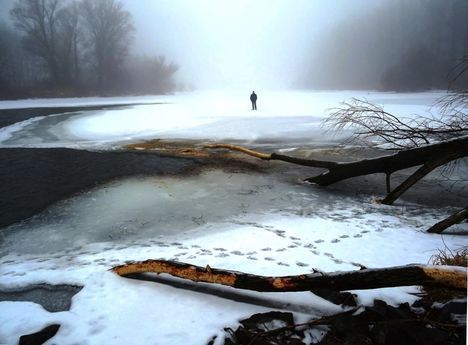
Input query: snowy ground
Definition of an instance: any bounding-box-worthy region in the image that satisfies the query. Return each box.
[0,90,466,345]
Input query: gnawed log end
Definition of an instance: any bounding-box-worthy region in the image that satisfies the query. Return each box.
[111,260,467,292]
[422,266,468,290]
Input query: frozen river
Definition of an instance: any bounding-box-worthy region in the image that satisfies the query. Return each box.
[0,90,466,345]
[0,90,442,149]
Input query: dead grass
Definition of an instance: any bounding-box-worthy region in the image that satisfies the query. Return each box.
[430,246,468,267]
[123,139,213,158]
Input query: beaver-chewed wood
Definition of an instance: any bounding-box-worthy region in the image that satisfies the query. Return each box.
[112,260,467,291]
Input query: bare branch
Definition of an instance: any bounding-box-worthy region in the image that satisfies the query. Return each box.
[324,98,468,149]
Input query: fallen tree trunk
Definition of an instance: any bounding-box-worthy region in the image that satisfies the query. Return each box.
[427,206,468,234]
[112,260,467,291]
[380,152,462,205]
[205,139,468,226]
[206,137,468,186]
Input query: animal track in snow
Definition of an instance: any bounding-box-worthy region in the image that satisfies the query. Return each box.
[296,262,309,267]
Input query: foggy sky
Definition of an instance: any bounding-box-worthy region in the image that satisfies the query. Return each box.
[2,0,434,90]
[121,0,381,90]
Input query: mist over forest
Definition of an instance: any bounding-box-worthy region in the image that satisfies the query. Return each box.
[300,0,468,91]
[0,0,467,99]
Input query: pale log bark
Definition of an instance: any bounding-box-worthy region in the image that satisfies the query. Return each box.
[112,260,467,291]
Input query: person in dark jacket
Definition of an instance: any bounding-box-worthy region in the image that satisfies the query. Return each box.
[250,91,257,110]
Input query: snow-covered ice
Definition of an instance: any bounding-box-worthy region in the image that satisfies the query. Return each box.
[0,90,466,345]
[1,170,465,345]
[0,90,445,148]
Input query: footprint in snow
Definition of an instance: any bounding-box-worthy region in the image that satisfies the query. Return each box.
[246,251,257,255]
[314,239,324,243]
[264,257,275,261]
[187,255,197,259]
[290,236,300,240]
[311,250,320,255]
[261,247,272,251]
[296,262,309,267]
[288,244,298,248]
[215,253,229,258]
[324,253,334,258]
[332,258,344,264]
[360,230,370,234]
[247,256,258,261]
[277,262,290,267]
[339,235,349,239]
[303,243,315,249]
[276,248,286,252]
[191,244,201,248]
[330,239,340,243]
[231,250,244,256]
[353,234,363,238]
[213,248,227,251]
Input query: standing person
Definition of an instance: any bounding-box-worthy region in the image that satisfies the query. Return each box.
[250,91,257,110]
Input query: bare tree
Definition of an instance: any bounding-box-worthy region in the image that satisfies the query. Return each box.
[125,55,179,94]
[323,95,467,211]
[79,0,134,91]
[56,1,81,85]
[10,0,61,84]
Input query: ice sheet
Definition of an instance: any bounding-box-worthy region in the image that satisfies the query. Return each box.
[0,170,465,345]
[0,90,445,148]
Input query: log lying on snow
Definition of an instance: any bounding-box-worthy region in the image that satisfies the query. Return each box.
[112,260,467,291]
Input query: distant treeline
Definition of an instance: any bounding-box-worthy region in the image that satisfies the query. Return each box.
[300,0,468,91]
[0,0,178,99]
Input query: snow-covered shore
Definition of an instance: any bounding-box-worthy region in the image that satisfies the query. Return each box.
[0,90,465,345]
